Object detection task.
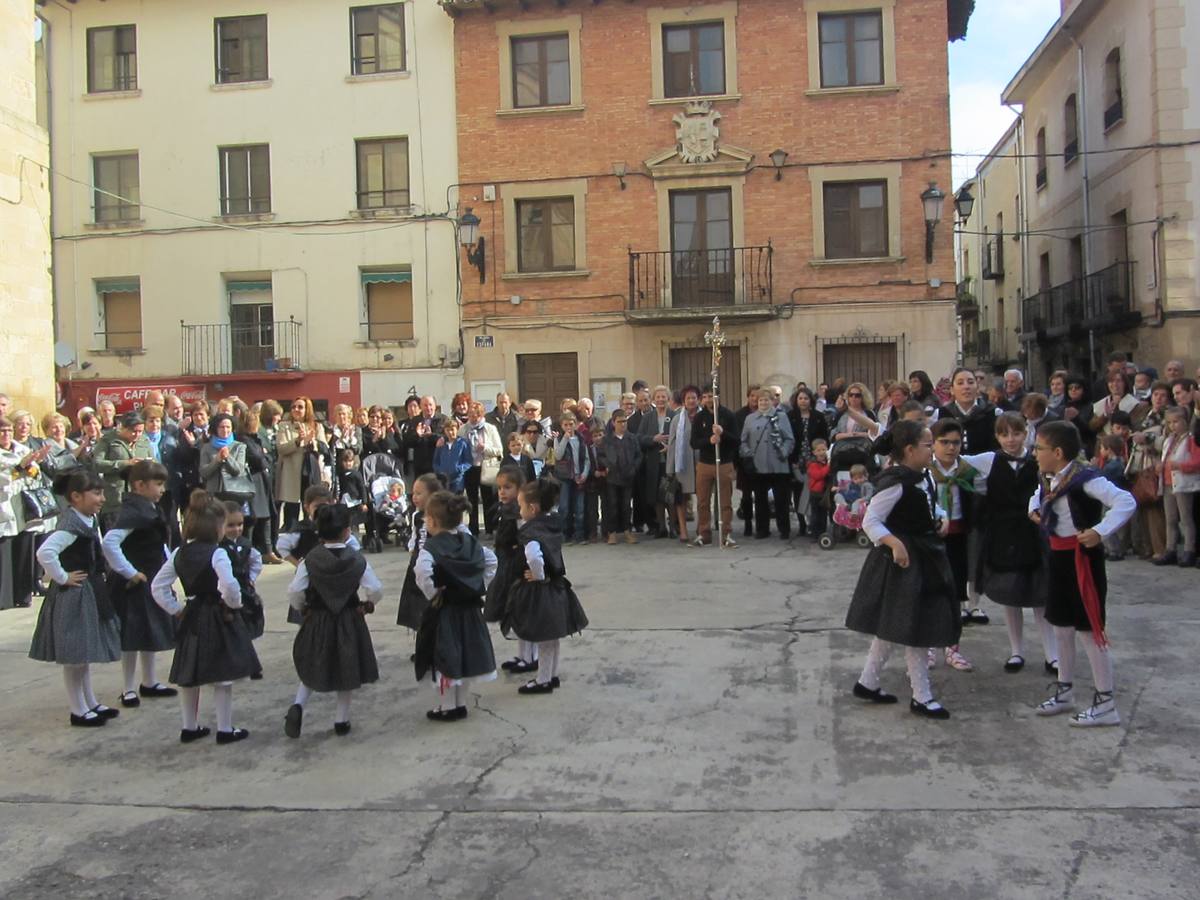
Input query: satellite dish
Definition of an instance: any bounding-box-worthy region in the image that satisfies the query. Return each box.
[54,342,76,367]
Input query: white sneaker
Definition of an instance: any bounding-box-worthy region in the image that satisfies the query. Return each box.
[1069,691,1120,727]
[1036,682,1075,716]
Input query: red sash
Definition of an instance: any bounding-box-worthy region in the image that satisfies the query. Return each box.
[1048,534,1108,647]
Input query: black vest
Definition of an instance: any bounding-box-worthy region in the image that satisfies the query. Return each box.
[175,542,221,601]
[518,513,567,578]
[288,523,320,561]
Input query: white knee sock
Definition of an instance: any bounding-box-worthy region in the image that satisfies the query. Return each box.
[904,647,934,704]
[179,686,201,730]
[536,641,559,684]
[335,691,352,724]
[518,639,538,663]
[213,684,233,732]
[121,652,138,694]
[63,665,88,716]
[453,684,465,708]
[1082,637,1115,694]
[1004,608,1024,657]
[1034,608,1058,664]
[294,684,312,707]
[858,638,893,690]
[1055,627,1077,687]
[139,651,157,688]
[81,665,99,709]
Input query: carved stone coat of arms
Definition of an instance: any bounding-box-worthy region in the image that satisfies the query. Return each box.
[673,101,721,164]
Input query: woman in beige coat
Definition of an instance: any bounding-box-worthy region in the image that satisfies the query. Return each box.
[275,396,329,529]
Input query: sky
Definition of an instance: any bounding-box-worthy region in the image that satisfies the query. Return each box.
[949,0,1063,189]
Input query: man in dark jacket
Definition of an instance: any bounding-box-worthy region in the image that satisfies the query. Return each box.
[733,384,761,537]
[596,410,643,544]
[626,390,651,530]
[403,395,445,478]
[486,392,520,445]
[692,385,739,547]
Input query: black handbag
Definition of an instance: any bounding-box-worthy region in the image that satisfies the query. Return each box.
[21,485,59,524]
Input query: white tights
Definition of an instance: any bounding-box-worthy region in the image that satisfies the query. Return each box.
[294,684,353,723]
[1003,607,1058,663]
[62,665,89,716]
[121,651,158,694]
[858,638,933,703]
[536,640,560,685]
[433,680,466,709]
[518,639,539,663]
[1054,626,1115,694]
[178,683,235,731]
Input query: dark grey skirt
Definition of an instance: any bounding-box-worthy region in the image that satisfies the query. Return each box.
[845,535,961,648]
[504,576,589,643]
[483,552,519,623]
[112,579,177,652]
[396,564,429,631]
[28,583,122,665]
[293,606,379,692]
[169,599,260,687]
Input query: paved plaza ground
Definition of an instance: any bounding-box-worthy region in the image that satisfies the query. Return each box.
[0,532,1197,898]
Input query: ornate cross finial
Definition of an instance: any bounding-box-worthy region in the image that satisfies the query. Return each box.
[704,315,726,370]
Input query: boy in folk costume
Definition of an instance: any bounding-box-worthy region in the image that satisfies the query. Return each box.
[1030,421,1135,727]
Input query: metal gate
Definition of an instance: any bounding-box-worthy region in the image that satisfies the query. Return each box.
[817,335,902,390]
[668,345,743,407]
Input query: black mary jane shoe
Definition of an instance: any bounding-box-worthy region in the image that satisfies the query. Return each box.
[518,680,555,695]
[909,699,951,720]
[509,659,539,675]
[334,721,352,736]
[853,682,898,704]
[91,705,120,719]
[70,712,106,728]
[426,707,465,722]
[284,703,303,739]
[967,608,990,625]
[250,671,263,681]
[549,677,561,688]
[139,683,178,698]
[500,657,521,671]
[180,726,211,744]
[960,609,972,626]
[1004,655,1026,673]
[216,728,250,745]
[1044,659,1059,676]
[120,691,141,708]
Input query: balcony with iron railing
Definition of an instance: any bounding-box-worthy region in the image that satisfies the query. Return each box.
[627,244,774,322]
[982,236,1004,281]
[977,328,994,363]
[1021,261,1140,340]
[955,280,978,318]
[181,317,304,376]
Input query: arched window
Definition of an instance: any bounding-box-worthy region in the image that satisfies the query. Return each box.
[1063,94,1079,163]
[1104,48,1123,129]
[1035,127,1048,190]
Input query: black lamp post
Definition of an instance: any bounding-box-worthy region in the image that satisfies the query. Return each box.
[459,208,485,283]
[921,182,945,264]
[954,184,975,222]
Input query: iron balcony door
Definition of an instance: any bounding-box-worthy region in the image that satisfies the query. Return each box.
[670,188,733,308]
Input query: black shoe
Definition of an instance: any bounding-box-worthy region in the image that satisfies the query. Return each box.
[452,705,468,719]
[1044,659,1059,676]
[966,608,990,625]
[853,682,898,704]
[139,683,177,698]
[500,657,521,671]
[910,699,951,720]
[216,728,249,744]
[120,691,141,708]
[91,705,119,719]
[180,726,211,744]
[509,658,538,674]
[1004,655,1026,673]
[70,712,106,728]
[427,707,465,722]
[334,721,352,736]
[960,609,972,625]
[284,703,303,739]
[250,671,263,680]
[518,680,555,694]
[550,676,561,688]
[1153,553,1177,566]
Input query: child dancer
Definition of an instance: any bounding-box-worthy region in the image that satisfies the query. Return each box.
[397,472,446,631]
[928,418,980,672]
[29,470,123,727]
[284,504,381,738]
[485,467,539,674]
[1031,420,1135,726]
[100,459,178,708]
[413,491,498,721]
[220,501,265,675]
[504,476,589,695]
[279,484,360,624]
[961,413,1057,674]
[152,496,259,743]
[846,420,959,719]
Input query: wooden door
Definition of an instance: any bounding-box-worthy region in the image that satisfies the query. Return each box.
[670,188,733,307]
[821,341,897,392]
[518,352,579,418]
[669,345,742,408]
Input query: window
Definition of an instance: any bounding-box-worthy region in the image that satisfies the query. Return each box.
[93,153,139,223]
[228,282,274,372]
[361,272,414,341]
[822,180,888,259]
[1104,48,1123,129]
[351,4,406,75]
[355,138,409,209]
[215,15,268,84]
[87,25,137,92]
[517,197,576,272]
[219,145,271,215]
[1063,94,1079,164]
[662,22,725,97]
[818,11,883,88]
[669,188,733,307]
[1035,128,1048,190]
[511,34,571,108]
[97,279,142,349]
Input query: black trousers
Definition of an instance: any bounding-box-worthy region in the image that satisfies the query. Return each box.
[752,473,791,537]
[250,517,273,555]
[282,501,301,531]
[464,466,496,536]
[604,482,633,534]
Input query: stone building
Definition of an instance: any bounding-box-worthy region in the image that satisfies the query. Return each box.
[445,0,972,414]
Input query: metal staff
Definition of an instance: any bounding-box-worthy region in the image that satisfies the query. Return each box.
[704,316,728,549]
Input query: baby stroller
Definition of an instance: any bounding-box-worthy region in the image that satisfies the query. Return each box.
[818,437,878,551]
[362,452,408,553]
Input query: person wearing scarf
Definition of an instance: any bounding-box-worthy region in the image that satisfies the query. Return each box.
[1029,421,1135,728]
[199,414,248,500]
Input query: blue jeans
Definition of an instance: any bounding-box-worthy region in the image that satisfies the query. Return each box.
[558,479,585,539]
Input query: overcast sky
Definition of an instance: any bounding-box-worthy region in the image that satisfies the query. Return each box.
[949,0,1063,189]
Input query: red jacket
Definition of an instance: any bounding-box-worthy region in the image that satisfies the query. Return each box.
[807,460,831,494]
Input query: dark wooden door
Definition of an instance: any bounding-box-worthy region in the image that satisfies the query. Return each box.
[230,302,274,372]
[518,352,579,418]
[669,345,742,408]
[821,341,897,392]
[670,188,733,308]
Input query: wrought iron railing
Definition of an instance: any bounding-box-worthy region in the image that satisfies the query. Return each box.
[628,244,773,311]
[181,318,304,376]
[977,328,993,362]
[982,236,1005,280]
[1021,262,1136,335]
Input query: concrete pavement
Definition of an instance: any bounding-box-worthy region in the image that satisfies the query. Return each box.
[0,534,1197,898]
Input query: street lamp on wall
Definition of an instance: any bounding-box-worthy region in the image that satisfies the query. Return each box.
[769,148,788,180]
[921,182,945,264]
[612,161,628,190]
[459,208,486,283]
[954,185,975,222]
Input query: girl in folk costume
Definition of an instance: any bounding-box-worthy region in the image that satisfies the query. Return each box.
[100,460,179,708]
[845,421,960,720]
[284,504,382,738]
[1030,421,1135,727]
[414,492,498,721]
[279,484,360,625]
[503,476,590,695]
[485,467,539,674]
[29,470,123,727]
[396,473,447,631]
[152,497,260,744]
[220,501,265,661]
[961,413,1058,674]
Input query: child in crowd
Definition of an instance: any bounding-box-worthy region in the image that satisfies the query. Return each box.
[805,439,832,541]
[846,420,959,719]
[30,470,122,727]
[397,472,446,631]
[596,409,643,545]
[152,495,259,744]
[504,477,589,695]
[1030,420,1135,726]
[504,431,537,483]
[284,504,382,738]
[379,479,408,525]
[1097,435,1131,561]
[336,448,369,529]
[1157,407,1200,567]
[834,464,874,521]
[485,467,539,673]
[220,500,265,658]
[100,459,178,708]
[433,419,472,494]
[414,492,498,721]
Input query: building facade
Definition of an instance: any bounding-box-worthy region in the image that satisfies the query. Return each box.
[997,0,1200,383]
[446,0,971,415]
[39,0,464,418]
[1,0,54,414]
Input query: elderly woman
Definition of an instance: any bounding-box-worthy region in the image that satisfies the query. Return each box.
[199,413,249,501]
[1,416,52,608]
[329,403,364,456]
[39,413,84,481]
[275,396,329,529]
[362,405,398,457]
[141,404,181,546]
[238,409,280,561]
[11,411,42,452]
[450,392,471,425]
[741,389,796,539]
[666,385,700,544]
[638,385,674,538]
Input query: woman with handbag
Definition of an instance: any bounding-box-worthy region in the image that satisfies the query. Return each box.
[199,414,251,504]
[1128,382,1170,559]
[666,386,700,544]
[638,386,673,539]
[462,401,502,537]
[740,391,796,539]
[275,397,330,530]
[238,410,281,563]
[1,416,53,608]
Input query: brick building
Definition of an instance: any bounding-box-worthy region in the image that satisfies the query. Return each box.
[446,0,972,414]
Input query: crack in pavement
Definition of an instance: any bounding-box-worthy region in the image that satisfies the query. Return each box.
[392,809,450,885]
